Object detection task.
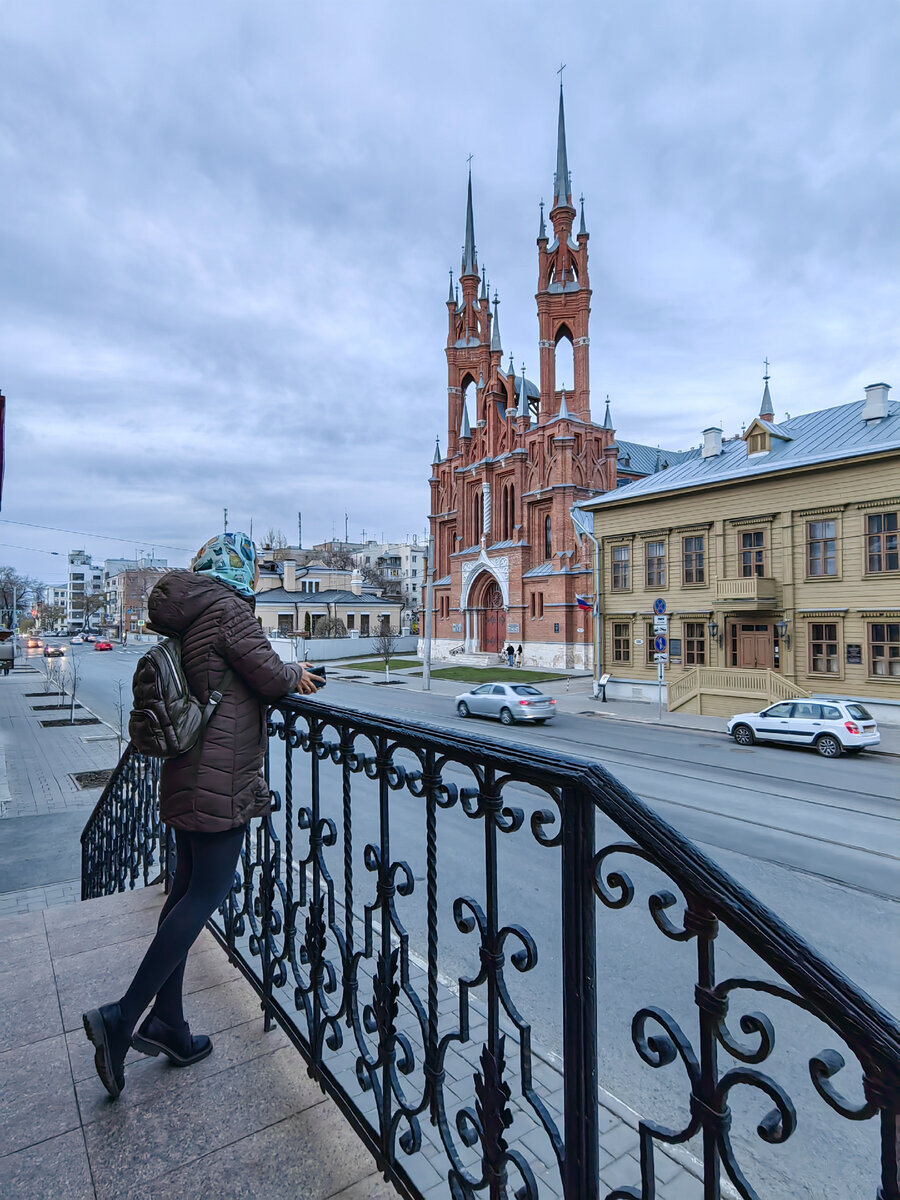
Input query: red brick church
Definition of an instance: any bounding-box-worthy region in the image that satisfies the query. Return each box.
[427,88,677,667]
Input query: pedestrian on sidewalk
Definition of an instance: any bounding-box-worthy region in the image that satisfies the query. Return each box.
[83,532,322,1100]
[505,643,515,667]
[515,644,523,668]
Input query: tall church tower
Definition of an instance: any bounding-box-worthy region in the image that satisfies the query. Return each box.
[427,87,618,670]
[537,86,592,423]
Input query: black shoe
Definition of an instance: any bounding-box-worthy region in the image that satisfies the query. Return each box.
[132,1012,212,1067]
[82,1003,129,1099]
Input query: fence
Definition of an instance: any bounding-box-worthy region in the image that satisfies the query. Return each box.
[81,698,899,1199]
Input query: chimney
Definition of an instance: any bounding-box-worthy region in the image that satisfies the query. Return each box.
[283,561,296,590]
[862,382,891,424]
[702,427,723,458]
[350,568,363,596]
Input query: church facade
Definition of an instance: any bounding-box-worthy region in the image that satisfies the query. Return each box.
[427,90,668,668]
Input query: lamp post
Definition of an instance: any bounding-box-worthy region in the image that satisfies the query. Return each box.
[422,534,435,691]
[775,617,791,651]
[570,505,603,697]
[707,619,722,652]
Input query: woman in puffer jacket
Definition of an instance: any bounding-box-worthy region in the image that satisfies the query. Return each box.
[83,532,321,1099]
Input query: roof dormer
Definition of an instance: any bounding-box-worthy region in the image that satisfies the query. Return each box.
[742,416,793,457]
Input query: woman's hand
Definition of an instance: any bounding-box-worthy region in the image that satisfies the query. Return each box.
[294,664,324,695]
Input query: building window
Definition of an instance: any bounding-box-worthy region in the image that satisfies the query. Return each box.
[346,614,355,630]
[747,431,768,454]
[645,541,666,587]
[644,620,655,666]
[360,614,370,636]
[530,592,544,619]
[613,622,630,663]
[869,623,900,677]
[611,545,630,590]
[807,521,837,577]
[684,622,706,665]
[740,530,766,577]
[809,623,839,674]
[867,512,899,573]
[682,536,705,584]
[544,515,552,561]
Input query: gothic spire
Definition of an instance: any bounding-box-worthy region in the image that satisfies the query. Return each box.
[600,396,613,430]
[480,265,488,301]
[433,436,442,465]
[552,85,572,209]
[558,388,569,419]
[538,199,546,240]
[461,168,477,276]
[459,400,471,440]
[517,364,530,419]
[491,292,502,353]
[579,194,587,236]
[759,360,774,421]
[447,270,454,302]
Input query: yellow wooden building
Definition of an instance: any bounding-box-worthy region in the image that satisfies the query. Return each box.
[575,381,900,718]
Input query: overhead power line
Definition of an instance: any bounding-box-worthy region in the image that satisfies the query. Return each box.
[0,518,190,552]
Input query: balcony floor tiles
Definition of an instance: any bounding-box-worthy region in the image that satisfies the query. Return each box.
[0,886,400,1200]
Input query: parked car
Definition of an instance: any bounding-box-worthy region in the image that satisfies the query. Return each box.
[456,682,557,725]
[26,638,43,649]
[728,699,880,758]
[43,645,65,658]
[82,634,96,643]
[93,641,114,651]
[70,636,84,644]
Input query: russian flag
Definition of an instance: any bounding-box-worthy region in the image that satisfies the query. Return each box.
[576,594,592,611]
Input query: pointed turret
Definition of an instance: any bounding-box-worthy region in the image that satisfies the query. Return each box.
[579,194,587,237]
[558,388,569,419]
[459,401,471,440]
[552,85,573,210]
[433,437,441,465]
[480,265,488,301]
[538,200,546,240]
[517,365,530,420]
[447,271,454,302]
[461,169,477,276]
[600,397,613,430]
[491,293,502,353]
[759,363,774,423]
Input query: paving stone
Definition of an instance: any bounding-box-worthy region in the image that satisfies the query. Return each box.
[0,1127,95,1200]
[600,1119,639,1161]
[0,1034,80,1157]
[0,949,62,1052]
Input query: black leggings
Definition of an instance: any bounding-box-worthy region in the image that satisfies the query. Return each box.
[118,825,245,1033]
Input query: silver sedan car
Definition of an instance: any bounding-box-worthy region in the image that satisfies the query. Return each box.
[456,682,557,724]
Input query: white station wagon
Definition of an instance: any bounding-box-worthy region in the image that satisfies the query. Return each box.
[728,699,880,758]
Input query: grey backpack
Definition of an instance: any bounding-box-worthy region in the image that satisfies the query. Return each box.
[129,636,233,759]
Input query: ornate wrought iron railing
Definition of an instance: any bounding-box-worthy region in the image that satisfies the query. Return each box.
[80,745,165,900]
[80,700,899,1200]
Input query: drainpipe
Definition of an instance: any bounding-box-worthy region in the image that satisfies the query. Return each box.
[570,506,603,699]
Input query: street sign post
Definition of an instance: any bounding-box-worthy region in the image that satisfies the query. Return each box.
[653,614,668,634]
[653,603,667,719]
[653,598,666,615]
[654,634,668,653]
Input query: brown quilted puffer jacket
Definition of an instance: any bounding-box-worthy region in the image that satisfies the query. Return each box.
[147,570,303,832]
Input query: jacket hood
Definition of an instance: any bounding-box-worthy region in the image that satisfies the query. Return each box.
[148,569,251,635]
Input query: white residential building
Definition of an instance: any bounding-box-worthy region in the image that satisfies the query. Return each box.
[67,551,104,631]
[353,538,426,616]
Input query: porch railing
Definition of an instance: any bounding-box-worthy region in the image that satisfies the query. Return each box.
[81,699,899,1200]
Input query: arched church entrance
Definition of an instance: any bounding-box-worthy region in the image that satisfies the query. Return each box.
[473,574,506,653]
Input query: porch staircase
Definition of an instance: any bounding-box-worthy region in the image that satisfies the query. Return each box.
[668,667,811,717]
[440,651,503,668]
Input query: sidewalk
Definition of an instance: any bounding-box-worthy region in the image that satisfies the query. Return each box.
[0,665,121,914]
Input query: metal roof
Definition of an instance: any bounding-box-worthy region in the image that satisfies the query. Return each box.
[579,397,900,511]
[614,439,694,477]
[255,588,402,606]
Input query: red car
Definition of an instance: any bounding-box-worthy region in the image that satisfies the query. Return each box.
[93,641,114,651]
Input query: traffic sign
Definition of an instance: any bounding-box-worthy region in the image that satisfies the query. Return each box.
[653,615,668,633]
[654,634,667,652]
[654,652,669,663]
[653,598,666,615]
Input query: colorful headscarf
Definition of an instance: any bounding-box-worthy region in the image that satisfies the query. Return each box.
[191,532,256,599]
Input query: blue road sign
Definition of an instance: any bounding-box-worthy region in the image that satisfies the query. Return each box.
[653,598,666,615]
[654,634,668,652]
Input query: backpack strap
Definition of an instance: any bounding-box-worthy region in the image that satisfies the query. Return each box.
[198,668,236,737]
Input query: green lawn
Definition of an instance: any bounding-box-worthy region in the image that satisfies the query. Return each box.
[408,666,574,684]
[341,658,422,672]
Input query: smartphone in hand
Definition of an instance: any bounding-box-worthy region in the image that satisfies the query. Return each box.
[307,665,327,689]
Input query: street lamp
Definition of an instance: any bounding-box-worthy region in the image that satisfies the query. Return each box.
[775,616,791,650]
[707,618,722,649]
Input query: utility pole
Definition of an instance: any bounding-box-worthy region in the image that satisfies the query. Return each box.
[298,511,302,550]
[223,507,228,533]
[570,505,603,698]
[422,534,435,691]
[344,512,349,543]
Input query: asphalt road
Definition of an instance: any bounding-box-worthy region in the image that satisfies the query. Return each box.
[33,640,900,1199]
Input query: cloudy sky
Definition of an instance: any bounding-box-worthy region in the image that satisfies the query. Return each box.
[2,0,898,583]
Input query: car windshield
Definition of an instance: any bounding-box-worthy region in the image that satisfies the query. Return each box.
[511,686,542,696]
[846,703,873,720]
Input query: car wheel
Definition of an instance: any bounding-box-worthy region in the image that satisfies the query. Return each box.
[500,707,514,725]
[816,734,842,758]
[457,702,470,719]
[732,723,755,746]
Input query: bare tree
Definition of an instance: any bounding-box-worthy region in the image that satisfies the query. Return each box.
[319,546,355,570]
[372,626,401,682]
[64,653,82,723]
[261,528,291,561]
[317,615,347,639]
[114,678,127,755]
[0,566,41,626]
[83,592,107,630]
